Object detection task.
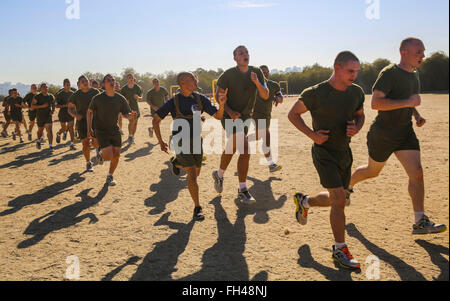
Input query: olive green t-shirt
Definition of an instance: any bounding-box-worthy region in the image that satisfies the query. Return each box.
[217,66,266,119]
[34,93,55,120]
[253,80,281,119]
[120,84,142,112]
[301,81,365,151]
[68,88,100,121]
[23,92,37,108]
[8,97,24,114]
[372,64,420,132]
[89,93,131,133]
[56,90,74,114]
[146,87,169,108]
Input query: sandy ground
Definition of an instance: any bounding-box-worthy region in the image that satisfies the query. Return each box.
[0,94,448,281]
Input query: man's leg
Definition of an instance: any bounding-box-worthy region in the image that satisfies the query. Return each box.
[45,123,53,147]
[184,166,200,207]
[349,157,386,190]
[21,117,28,134]
[68,121,75,143]
[329,188,347,244]
[82,138,91,162]
[394,150,424,213]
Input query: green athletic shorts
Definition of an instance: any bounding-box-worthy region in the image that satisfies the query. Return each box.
[173,140,203,168]
[95,129,122,150]
[252,113,271,130]
[367,124,420,163]
[3,111,11,122]
[37,115,52,128]
[28,110,37,122]
[312,145,353,189]
[221,116,252,137]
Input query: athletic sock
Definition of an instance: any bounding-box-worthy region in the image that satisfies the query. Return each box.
[414,212,425,224]
[334,242,347,250]
[266,156,275,166]
[217,169,225,179]
[239,182,247,192]
[301,196,310,209]
[108,173,113,178]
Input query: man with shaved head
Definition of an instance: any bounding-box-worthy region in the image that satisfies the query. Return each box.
[289,51,365,270]
[153,72,226,221]
[350,38,447,235]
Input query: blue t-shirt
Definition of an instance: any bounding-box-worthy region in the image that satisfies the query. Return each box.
[156,93,218,137]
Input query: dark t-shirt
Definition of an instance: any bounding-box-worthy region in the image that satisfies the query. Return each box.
[56,90,75,116]
[120,84,142,112]
[217,66,266,120]
[34,93,55,121]
[89,92,131,133]
[23,92,37,108]
[68,88,100,122]
[372,64,420,135]
[156,93,218,138]
[8,97,24,114]
[253,79,281,119]
[300,81,365,151]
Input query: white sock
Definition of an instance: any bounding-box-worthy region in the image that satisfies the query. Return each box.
[266,157,275,165]
[70,142,74,145]
[302,196,310,209]
[217,169,225,178]
[414,212,425,224]
[335,242,347,250]
[239,182,247,192]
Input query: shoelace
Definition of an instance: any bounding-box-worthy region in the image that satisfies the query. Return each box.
[340,247,354,260]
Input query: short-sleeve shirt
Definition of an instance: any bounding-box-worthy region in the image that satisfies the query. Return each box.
[89,92,131,133]
[156,93,218,138]
[68,88,100,121]
[217,66,266,119]
[34,93,55,121]
[23,92,36,108]
[8,97,24,114]
[253,79,281,119]
[120,84,143,112]
[300,81,365,151]
[56,90,74,114]
[146,87,169,108]
[372,64,420,133]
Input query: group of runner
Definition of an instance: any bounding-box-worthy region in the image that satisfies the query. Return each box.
[0,39,446,270]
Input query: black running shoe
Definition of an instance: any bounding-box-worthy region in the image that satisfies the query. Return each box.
[170,157,180,176]
[56,133,61,144]
[193,206,205,221]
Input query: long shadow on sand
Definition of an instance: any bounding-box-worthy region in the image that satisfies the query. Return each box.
[0,143,67,169]
[346,223,427,280]
[234,176,287,224]
[144,161,187,215]
[0,172,86,217]
[179,197,268,281]
[297,245,359,281]
[17,184,109,249]
[124,142,155,162]
[415,239,449,281]
[128,212,195,281]
[0,141,33,155]
[48,150,83,166]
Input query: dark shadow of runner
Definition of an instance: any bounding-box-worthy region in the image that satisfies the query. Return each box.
[415,239,449,281]
[124,142,155,162]
[17,184,109,249]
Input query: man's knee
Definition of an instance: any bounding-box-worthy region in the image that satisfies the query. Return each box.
[409,165,424,182]
[330,189,347,209]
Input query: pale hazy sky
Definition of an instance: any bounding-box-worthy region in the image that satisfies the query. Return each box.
[0,0,448,85]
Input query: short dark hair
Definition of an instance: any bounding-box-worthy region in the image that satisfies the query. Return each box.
[39,83,48,89]
[152,78,159,83]
[177,72,196,85]
[63,79,70,85]
[260,65,269,71]
[233,45,247,57]
[400,37,423,51]
[78,75,88,83]
[91,80,99,85]
[334,51,360,66]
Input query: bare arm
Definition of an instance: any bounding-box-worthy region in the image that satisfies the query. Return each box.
[371,90,421,111]
[213,88,227,120]
[87,109,94,138]
[216,87,240,120]
[288,99,330,145]
[251,72,269,100]
[152,114,169,153]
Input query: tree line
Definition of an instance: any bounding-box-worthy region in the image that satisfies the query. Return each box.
[0,52,447,102]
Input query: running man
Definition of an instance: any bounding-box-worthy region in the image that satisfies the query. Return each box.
[153,72,226,221]
[251,65,283,172]
[23,84,38,141]
[349,38,447,235]
[55,79,76,150]
[31,83,56,152]
[87,74,136,186]
[1,90,12,138]
[120,74,143,144]
[68,75,100,172]
[288,51,365,270]
[212,45,269,204]
[8,89,27,143]
[146,78,169,138]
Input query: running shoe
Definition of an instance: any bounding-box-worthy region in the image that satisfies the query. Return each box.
[56,133,61,144]
[413,216,447,235]
[49,146,55,153]
[294,193,309,225]
[96,149,104,165]
[1,131,7,138]
[28,132,32,141]
[148,127,153,138]
[106,175,116,186]
[86,161,94,172]
[12,132,16,140]
[36,140,41,150]
[19,137,24,143]
[170,157,180,176]
[212,170,224,193]
[193,206,205,221]
[269,163,282,173]
[70,144,76,151]
[238,189,256,205]
[332,245,361,270]
[63,132,67,141]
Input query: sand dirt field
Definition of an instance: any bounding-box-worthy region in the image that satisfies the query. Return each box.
[0,94,448,281]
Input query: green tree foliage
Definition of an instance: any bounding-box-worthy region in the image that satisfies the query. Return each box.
[418,52,449,92]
